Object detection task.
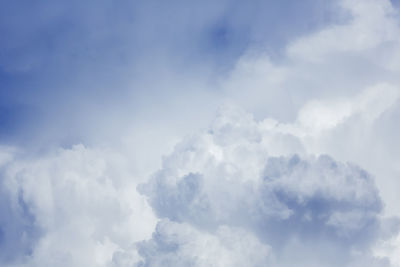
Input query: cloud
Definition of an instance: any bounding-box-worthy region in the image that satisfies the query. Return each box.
[135,219,271,267]
[221,0,400,219]
[0,145,156,267]
[288,0,399,62]
[1,0,400,266]
[138,104,393,266]
[375,231,400,267]
[223,0,400,119]
[0,147,39,264]
[2,97,395,266]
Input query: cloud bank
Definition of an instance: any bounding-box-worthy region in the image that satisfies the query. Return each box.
[138,105,393,266]
[0,145,156,267]
[2,101,398,266]
[1,0,400,266]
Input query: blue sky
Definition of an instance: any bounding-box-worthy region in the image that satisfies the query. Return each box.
[1,0,400,266]
[0,0,339,147]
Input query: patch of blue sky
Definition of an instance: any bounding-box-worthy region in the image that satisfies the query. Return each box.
[0,0,341,148]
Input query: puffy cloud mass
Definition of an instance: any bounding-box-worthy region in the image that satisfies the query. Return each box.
[0,145,156,267]
[1,103,397,267]
[136,219,272,267]
[138,105,394,266]
[1,0,400,266]
[222,0,400,218]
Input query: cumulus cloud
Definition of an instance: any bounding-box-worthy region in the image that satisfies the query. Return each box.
[222,0,400,219]
[135,219,271,267]
[3,98,396,266]
[1,0,400,266]
[138,104,395,266]
[0,145,156,267]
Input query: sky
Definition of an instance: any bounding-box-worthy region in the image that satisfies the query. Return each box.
[1,0,400,266]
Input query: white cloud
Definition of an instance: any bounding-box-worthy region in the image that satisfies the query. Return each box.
[288,0,399,62]
[223,0,400,118]
[136,219,271,267]
[375,232,400,267]
[0,145,157,267]
[139,103,393,266]
[1,0,400,266]
[221,0,400,220]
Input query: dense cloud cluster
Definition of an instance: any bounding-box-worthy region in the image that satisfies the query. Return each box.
[1,102,397,266]
[138,106,391,266]
[1,0,400,266]
[136,219,272,267]
[0,145,156,267]
[222,0,400,219]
